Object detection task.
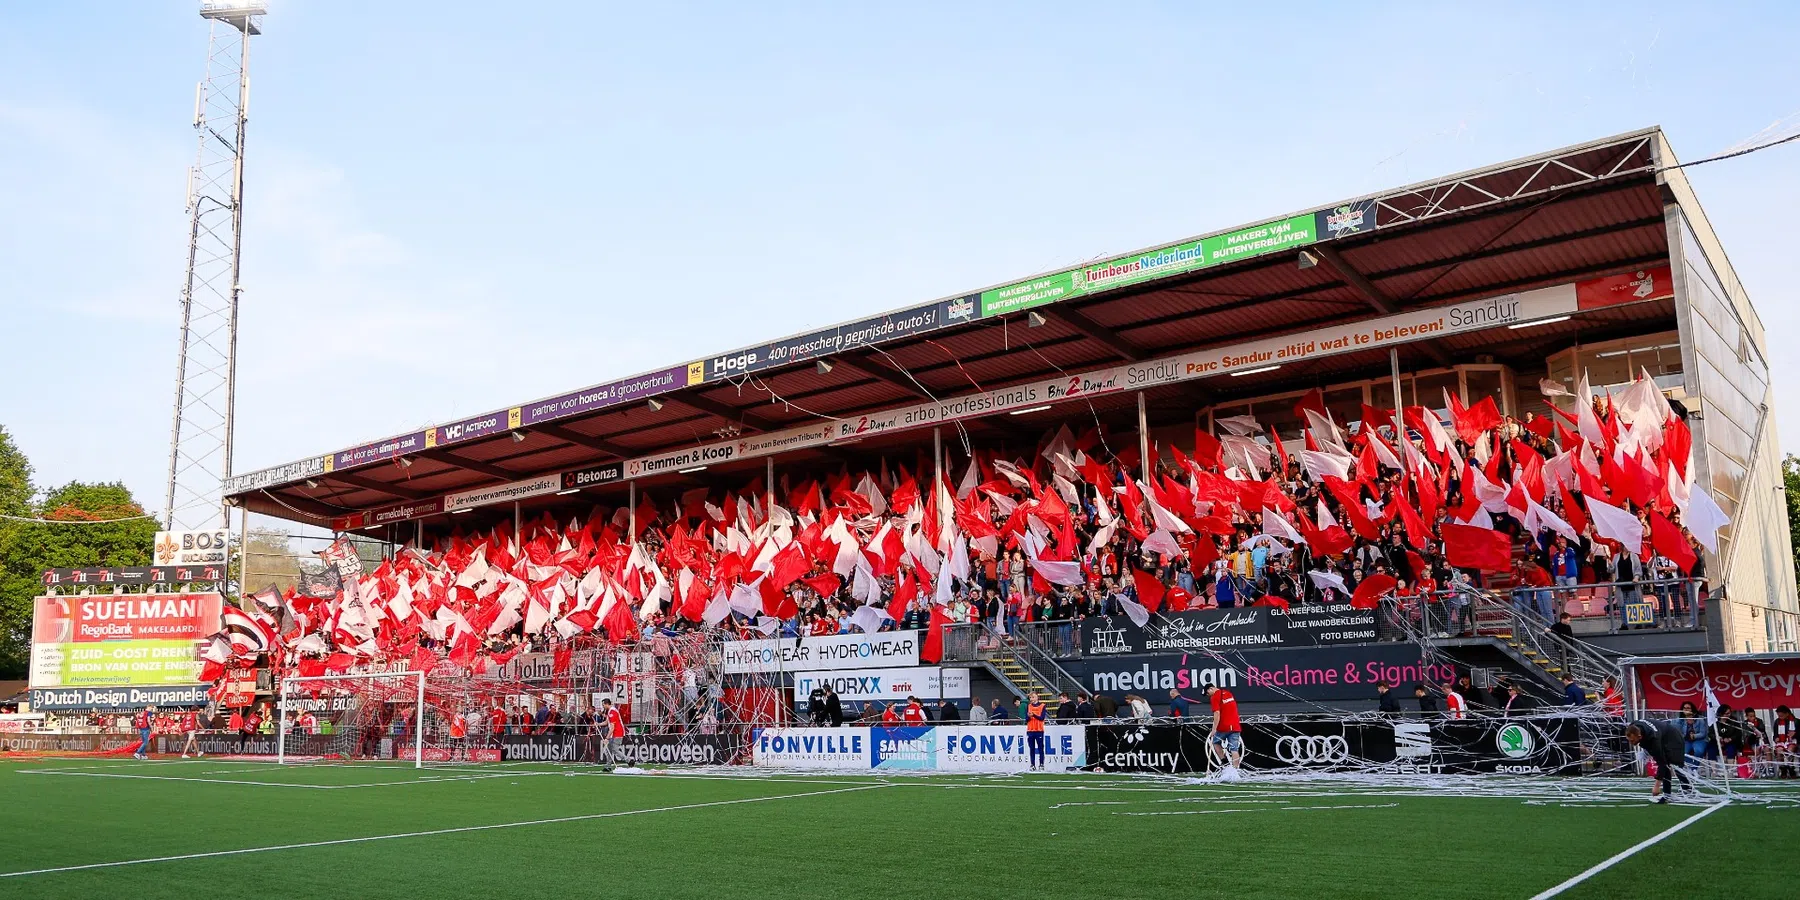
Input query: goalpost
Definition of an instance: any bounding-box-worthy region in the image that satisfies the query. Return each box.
[278,670,427,769]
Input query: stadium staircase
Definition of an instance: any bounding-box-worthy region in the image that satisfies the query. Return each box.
[1408,588,1623,702]
[943,623,1085,703]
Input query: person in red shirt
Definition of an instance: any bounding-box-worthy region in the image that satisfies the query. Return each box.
[600,698,627,767]
[131,705,155,760]
[1204,685,1242,772]
[880,702,900,725]
[487,702,509,745]
[901,696,928,724]
[1442,679,1467,720]
[178,708,202,758]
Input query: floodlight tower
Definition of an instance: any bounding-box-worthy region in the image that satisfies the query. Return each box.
[163,2,265,530]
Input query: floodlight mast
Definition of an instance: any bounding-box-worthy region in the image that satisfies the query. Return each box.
[163,2,265,530]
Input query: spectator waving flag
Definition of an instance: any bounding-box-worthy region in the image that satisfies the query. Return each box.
[218,605,275,656]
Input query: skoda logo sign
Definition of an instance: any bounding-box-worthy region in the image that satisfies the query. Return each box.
[1497,724,1536,759]
[1274,734,1349,766]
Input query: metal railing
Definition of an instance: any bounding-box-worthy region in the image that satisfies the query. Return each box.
[1501,577,1705,634]
[1014,620,1082,659]
[942,622,1086,700]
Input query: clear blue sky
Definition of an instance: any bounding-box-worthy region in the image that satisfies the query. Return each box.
[2,1,1796,512]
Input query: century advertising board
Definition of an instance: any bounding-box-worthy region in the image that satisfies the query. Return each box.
[28,593,222,690]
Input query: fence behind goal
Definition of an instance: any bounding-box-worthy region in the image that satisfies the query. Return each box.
[274,632,779,767]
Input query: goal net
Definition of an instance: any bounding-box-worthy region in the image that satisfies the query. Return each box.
[278,671,429,767]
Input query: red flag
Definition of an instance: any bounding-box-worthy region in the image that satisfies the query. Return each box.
[921,604,954,664]
[1192,429,1223,469]
[1441,523,1514,572]
[1131,568,1167,613]
[603,598,638,643]
[1416,469,1442,524]
[889,478,920,515]
[1349,573,1397,610]
[1559,483,1588,537]
[1664,417,1692,480]
[760,578,799,620]
[1342,497,1381,541]
[1270,425,1291,474]
[800,573,840,600]
[1648,511,1697,574]
[888,569,917,620]
[1396,495,1429,550]
[1453,396,1501,445]
[767,542,810,590]
[1511,439,1546,503]
[1294,387,1327,420]
[410,645,437,677]
[1360,404,1396,433]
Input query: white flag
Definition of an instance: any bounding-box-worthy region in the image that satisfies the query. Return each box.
[1585,494,1645,555]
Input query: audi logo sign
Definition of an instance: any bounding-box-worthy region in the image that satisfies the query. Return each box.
[1273,734,1350,766]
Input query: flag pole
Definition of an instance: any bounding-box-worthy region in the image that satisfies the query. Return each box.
[277,678,286,766]
[1699,657,1732,794]
[413,669,425,770]
[1137,391,1151,486]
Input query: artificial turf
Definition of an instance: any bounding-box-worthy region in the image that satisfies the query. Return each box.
[0,758,1792,899]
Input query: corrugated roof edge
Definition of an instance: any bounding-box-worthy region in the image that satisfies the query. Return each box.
[224,126,1666,498]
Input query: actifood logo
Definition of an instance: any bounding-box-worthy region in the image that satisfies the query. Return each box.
[1496,724,1535,759]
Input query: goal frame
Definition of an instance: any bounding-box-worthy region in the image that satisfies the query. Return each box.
[278,670,427,769]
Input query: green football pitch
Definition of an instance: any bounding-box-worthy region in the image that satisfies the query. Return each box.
[0,757,1794,899]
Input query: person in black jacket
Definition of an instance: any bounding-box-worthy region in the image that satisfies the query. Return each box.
[822,684,845,727]
[1074,693,1096,721]
[808,685,830,726]
[937,697,961,722]
[1376,681,1403,714]
[1414,683,1438,713]
[1626,718,1692,801]
[1054,692,1078,723]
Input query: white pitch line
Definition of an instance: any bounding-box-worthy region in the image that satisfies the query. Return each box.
[15,769,553,790]
[0,783,888,879]
[1527,801,1728,900]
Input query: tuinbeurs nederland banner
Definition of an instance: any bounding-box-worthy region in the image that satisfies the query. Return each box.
[28,593,222,690]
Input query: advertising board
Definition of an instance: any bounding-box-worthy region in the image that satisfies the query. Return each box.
[28,593,222,691]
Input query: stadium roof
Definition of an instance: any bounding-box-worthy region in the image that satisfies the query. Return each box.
[229,127,1691,532]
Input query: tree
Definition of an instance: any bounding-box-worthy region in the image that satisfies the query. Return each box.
[1785,455,1800,590]
[242,527,303,596]
[0,426,29,517]
[0,479,158,679]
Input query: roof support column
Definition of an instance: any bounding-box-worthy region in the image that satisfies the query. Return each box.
[1390,348,1405,445]
[1138,391,1151,486]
